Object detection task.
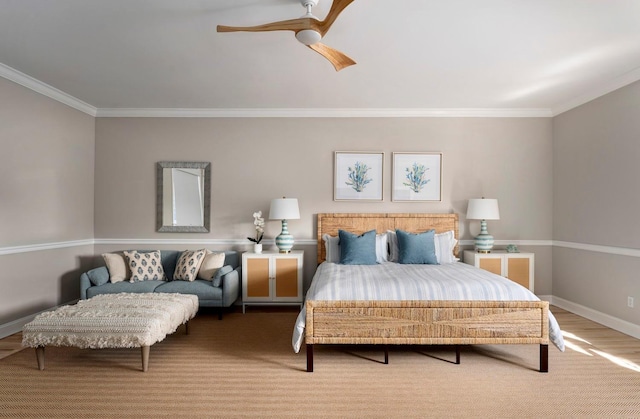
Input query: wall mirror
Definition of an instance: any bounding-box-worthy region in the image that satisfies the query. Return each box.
[156,161,211,232]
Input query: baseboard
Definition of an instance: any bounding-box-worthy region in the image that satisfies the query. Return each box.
[0,300,78,339]
[546,295,640,340]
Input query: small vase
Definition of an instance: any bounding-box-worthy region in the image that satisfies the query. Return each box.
[253,243,262,254]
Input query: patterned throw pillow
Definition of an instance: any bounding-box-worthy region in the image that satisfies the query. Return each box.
[123,250,165,282]
[197,250,226,280]
[174,249,207,282]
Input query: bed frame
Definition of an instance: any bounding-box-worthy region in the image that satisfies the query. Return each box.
[305,213,550,372]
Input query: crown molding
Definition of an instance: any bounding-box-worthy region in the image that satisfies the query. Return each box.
[0,63,97,116]
[95,107,552,118]
[551,66,640,116]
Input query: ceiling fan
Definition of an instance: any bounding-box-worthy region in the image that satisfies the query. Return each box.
[217,0,356,71]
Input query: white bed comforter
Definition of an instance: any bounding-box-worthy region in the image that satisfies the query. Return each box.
[292,262,565,352]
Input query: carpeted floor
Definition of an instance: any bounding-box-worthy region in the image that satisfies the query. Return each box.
[1,309,639,418]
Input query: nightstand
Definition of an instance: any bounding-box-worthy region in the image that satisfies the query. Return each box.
[463,250,535,292]
[241,251,304,313]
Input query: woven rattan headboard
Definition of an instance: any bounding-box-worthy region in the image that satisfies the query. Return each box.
[316,213,460,264]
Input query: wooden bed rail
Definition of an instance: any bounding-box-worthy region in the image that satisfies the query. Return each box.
[305,300,550,372]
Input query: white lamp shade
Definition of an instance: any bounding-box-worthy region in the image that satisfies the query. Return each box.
[466,198,500,220]
[269,198,300,220]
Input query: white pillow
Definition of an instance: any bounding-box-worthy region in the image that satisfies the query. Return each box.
[322,234,341,263]
[434,230,458,264]
[323,233,388,263]
[387,230,457,264]
[102,252,130,283]
[375,233,388,263]
[197,250,226,280]
[387,230,399,262]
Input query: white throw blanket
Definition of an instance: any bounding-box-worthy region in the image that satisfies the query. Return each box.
[293,262,565,352]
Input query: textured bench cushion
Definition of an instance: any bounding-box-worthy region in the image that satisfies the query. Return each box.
[22,293,198,349]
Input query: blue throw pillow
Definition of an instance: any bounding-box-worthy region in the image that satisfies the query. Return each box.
[212,265,233,288]
[86,266,110,286]
[339,229,377,265]
[396,229,439,265]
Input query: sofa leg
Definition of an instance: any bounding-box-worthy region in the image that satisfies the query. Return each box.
[218,308,223,320]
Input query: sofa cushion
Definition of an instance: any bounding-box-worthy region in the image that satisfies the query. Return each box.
[174,249,207,282]
[212,265,233,288]
[198,251,226,280]
[155,280,223,301]
[124,250,165,282]
[86,267,110,286]
[159,250,180,281]
[101,252,130,283]
[86,280,165,299]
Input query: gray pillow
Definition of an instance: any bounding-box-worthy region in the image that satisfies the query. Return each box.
[396,229,438,265]
[87,266,110,286]
[339,229,377,265]
[212,265,233,287]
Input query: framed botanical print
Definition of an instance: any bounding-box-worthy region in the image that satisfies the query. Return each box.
[334,151,384,201]
[392,152,442,202]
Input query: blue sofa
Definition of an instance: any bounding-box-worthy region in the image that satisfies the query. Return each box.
[80,250,240,319]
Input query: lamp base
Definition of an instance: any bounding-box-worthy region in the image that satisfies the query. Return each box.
[275,220,295,253]
[474,220,494,253]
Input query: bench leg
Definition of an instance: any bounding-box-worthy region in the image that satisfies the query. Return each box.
[141,346,150,372]
[35,346,45,370]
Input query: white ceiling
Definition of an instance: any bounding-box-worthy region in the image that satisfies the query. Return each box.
[1,0,640,116]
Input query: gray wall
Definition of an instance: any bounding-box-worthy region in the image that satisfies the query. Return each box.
[94,117,554,293]
[0,78,95,325]
[553,80,640,325]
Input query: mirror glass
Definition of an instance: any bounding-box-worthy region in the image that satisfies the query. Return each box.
[156,161,210,232]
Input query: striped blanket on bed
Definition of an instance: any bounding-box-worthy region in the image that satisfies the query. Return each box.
[292,261,565,352]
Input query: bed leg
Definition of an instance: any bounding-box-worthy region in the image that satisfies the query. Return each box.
[540,344,548,373]
[307,344,314,372]
[455,345,461,365]
[384,345,389,365]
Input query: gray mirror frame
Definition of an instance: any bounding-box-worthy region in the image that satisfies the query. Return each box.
[156,161,211,233]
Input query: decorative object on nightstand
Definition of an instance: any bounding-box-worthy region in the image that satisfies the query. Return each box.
[506,244,519,253]
[269,197,300,253]
[247,211,265,254]
[241,251,304,313]
[466,197,500,253]
[463,250,535,292]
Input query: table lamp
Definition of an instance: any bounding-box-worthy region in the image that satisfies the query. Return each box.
[269,197,300,253]
[466,198,500,253]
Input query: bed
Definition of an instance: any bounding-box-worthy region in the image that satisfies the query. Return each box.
[292,213,564,372]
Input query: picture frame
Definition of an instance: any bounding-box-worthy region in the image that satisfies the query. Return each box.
[392,152,442,202]
[334,151,384,201]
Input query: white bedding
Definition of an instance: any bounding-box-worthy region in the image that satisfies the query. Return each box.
[292,261,565,352]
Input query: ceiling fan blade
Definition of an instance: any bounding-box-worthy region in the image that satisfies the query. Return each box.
[307,43,356,71]
[318,0,356,36]
[217,17,313,33]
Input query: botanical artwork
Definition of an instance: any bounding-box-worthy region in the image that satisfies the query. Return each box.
[392,152,442,201]
[403,162,430,193]
[334,152,384,201]
[346,161,373,192]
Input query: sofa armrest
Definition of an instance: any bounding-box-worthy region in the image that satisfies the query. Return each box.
[80,272,91,300]
[220,267,241,307]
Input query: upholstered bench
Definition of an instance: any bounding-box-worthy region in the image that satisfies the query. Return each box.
[22,293,198,372]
